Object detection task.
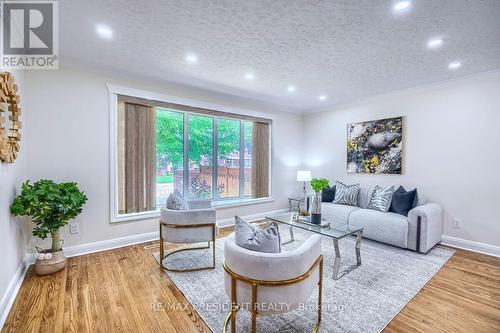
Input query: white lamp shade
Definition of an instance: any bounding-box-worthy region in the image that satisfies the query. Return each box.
[296,170,312,182]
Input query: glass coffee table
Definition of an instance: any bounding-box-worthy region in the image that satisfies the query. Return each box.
[266,212,363,280]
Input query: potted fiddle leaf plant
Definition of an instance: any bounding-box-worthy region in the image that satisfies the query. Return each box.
[310,178,329,225]
[10,179,88,275]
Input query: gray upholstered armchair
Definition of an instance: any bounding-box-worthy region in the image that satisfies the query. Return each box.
[159,200,217,272]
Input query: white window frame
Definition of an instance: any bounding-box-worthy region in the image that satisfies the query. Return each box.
[107,84,274,223]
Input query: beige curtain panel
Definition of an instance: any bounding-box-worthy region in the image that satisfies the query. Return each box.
[251,122,270,198]
[117,100,156,214]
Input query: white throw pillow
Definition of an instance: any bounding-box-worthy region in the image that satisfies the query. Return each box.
[234,216,281,253]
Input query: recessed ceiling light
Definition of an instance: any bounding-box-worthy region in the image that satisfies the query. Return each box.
[185,53,198,63]
[245,72,255,80]
[287,85,296,92]
[318,95,327,101]
[96,25,113,39]
[427,38,444,49]
[393,1,411,13]
[448,61,462,70]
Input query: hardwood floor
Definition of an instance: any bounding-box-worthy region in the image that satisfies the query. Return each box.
[2,230,500,333]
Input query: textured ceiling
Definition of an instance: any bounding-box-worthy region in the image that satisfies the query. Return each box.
[60,0,500,113]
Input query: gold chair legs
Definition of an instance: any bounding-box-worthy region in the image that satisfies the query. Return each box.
[159,220,216,273]
[222,256,323,333]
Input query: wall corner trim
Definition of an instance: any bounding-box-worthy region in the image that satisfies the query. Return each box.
[441,235,500,258]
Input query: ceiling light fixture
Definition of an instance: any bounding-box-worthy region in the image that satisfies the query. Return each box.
[287,85,296,92]
[427,37,444,49]
[318,95,327,101]
[448,61,462,70]
[96,24,113,39]
[393,1,412,14]
[185,53,198,63]
[245,72,255,80]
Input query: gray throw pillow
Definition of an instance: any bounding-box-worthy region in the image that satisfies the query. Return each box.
[333,181,360,206]
[234,216,281,253]
[166,193,189,210]
[368,185,395,212]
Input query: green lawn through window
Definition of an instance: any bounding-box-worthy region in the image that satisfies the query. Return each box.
[156,174,174,184]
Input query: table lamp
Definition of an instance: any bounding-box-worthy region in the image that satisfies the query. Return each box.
[296,170,312,198]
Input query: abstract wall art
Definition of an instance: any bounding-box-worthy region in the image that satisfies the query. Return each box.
[347,117,403,174]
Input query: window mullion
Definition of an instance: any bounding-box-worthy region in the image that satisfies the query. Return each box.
[183,112,189,198]
[212,117,218,201]
[239,121,244,200]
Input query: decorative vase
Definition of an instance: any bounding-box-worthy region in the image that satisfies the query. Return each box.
[34,249,66,275]
[310,191,322,224]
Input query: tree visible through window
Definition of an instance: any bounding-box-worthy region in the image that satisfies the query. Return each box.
[218,118,241,199]
[156,108,184,207]
[188,114,214,200]
[154,110,258,206]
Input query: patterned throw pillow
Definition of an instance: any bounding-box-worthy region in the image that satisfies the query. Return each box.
[368,185,395,212]
[234,216,281,253]
[333,181,360,206]
[166,193,189,210]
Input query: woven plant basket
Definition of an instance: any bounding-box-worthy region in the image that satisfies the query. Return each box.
[34,248,67,275]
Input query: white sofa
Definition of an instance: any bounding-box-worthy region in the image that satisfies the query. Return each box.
[322,187,443,253]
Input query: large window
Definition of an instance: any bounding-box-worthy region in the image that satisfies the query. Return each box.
[114,94,271,218]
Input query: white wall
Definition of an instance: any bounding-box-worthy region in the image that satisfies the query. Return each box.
[0,70,28,323]
[24,67,303,250]
[302,71,500,247]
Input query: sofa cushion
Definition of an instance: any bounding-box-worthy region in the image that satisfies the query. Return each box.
[348,209,408,248]
[357,186,372,209]
[321,203,360,224]
[415,192,426,206]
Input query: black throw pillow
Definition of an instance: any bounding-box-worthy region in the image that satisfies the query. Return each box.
[322,186,336,202]
[389,186,418,216]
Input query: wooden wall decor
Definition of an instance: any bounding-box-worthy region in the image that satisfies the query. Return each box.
[0,72,21,163]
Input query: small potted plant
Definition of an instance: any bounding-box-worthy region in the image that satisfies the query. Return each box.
[10,179,88,275]
[310,178,329,224]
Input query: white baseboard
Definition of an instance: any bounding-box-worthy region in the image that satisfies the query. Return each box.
[0,257,31,330]
[441,235,500,258]
[63,231,160,258]
[217,208,289,228]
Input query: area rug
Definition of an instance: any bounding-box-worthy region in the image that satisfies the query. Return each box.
[153,229,454,332]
